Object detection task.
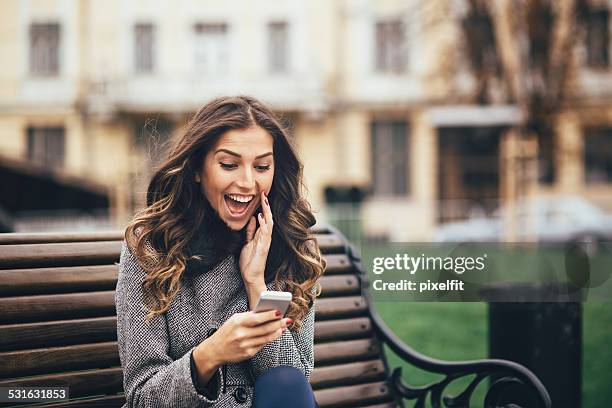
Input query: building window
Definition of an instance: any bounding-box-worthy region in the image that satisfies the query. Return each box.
[29,23,60,76]
[538,133,555,184]
[134,23,155,74]
[371,121,409,196]
[586,8,610,68]
[26,127,65,169]
[268,21,289,73]
[528,6,553,69]
[585,127,612,183]
[375,20,406,73]
[194,23,228,75]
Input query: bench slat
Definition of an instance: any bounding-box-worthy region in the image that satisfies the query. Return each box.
[0,317,117,351]
[0,234,342,270]
[0,242,121,269]
[314,317,371,342]
[316,234,345,254]
[0,367,123,399]
[1,315,372,352]
[315,296,367,320]
[0,293,364,325]
[0,265,119,296]
[322,254,353,274]
[310,360,386,389]
[1,338,379,378]
[319,275,360,296]
[0,394,399,408]
[314,381,393,408]
[0,226,331,245]
[2,355,385,396]
[0,267,353,298]
[0,342,119,379]
[36,393,398,408]
[40,394,125,407]
[315,338,380,365]
[0,232,124,245]
[0,291,116,324]
[0,372,391,408]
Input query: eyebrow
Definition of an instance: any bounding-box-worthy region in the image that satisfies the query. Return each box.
[214,149,273,159]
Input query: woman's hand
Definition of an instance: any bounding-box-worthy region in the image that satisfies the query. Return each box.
[195,310,292,369]
[239,191,273,288]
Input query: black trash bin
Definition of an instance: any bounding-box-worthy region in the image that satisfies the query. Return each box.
[482,283,582,408]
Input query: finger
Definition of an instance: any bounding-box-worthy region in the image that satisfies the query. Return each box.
[245,216,256,242]
[242,328,284,348]
[243,309,281,327]
[249,317,291,337]
[257,211,265,227]
[261,192,274,231]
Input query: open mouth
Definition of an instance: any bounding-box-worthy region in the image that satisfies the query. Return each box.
[223,194,256,218]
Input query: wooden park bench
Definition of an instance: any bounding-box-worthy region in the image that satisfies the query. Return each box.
[0,227,551,407]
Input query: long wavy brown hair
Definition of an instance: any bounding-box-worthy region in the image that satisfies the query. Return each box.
[125,96,325,330]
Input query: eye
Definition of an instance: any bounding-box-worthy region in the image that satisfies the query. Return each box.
[219,162,238,170]
[255,165,271,172]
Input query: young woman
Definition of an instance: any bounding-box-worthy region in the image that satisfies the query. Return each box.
[115,96,325,407]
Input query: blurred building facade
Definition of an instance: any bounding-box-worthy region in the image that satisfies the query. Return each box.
[0,0,611,239]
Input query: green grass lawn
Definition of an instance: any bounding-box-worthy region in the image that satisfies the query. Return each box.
[373,301,612,408]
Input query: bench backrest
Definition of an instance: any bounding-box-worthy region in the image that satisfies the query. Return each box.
[0,229,399,408]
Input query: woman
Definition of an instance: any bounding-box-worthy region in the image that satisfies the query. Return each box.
[115,96,325,407]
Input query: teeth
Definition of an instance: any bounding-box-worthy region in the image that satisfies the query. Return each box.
[227,194,254,203]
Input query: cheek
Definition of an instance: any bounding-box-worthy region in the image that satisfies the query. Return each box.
[203,168,231,193]
[201,170,225,204]
[260,171,274,190]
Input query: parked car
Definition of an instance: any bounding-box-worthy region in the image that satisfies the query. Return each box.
[432,196,612,245]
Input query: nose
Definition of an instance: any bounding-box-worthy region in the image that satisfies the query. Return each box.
[236,166,256,190]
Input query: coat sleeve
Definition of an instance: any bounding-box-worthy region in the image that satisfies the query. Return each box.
[248,282,316,380]
[115,242,223,407]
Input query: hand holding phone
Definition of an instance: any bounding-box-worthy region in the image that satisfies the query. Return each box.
[254,290,292,317]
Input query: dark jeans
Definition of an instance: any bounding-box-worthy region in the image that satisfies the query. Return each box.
[252,366,319,408]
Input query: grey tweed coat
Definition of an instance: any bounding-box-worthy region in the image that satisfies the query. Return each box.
[115,242,315,407]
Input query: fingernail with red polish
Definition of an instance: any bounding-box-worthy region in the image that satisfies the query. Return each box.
[275,310,281,317]
[286,318,293,325]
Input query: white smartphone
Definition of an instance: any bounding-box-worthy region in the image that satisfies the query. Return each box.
[254,291,292,317]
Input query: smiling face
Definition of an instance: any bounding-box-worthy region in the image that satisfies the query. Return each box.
[198,126,275,231]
